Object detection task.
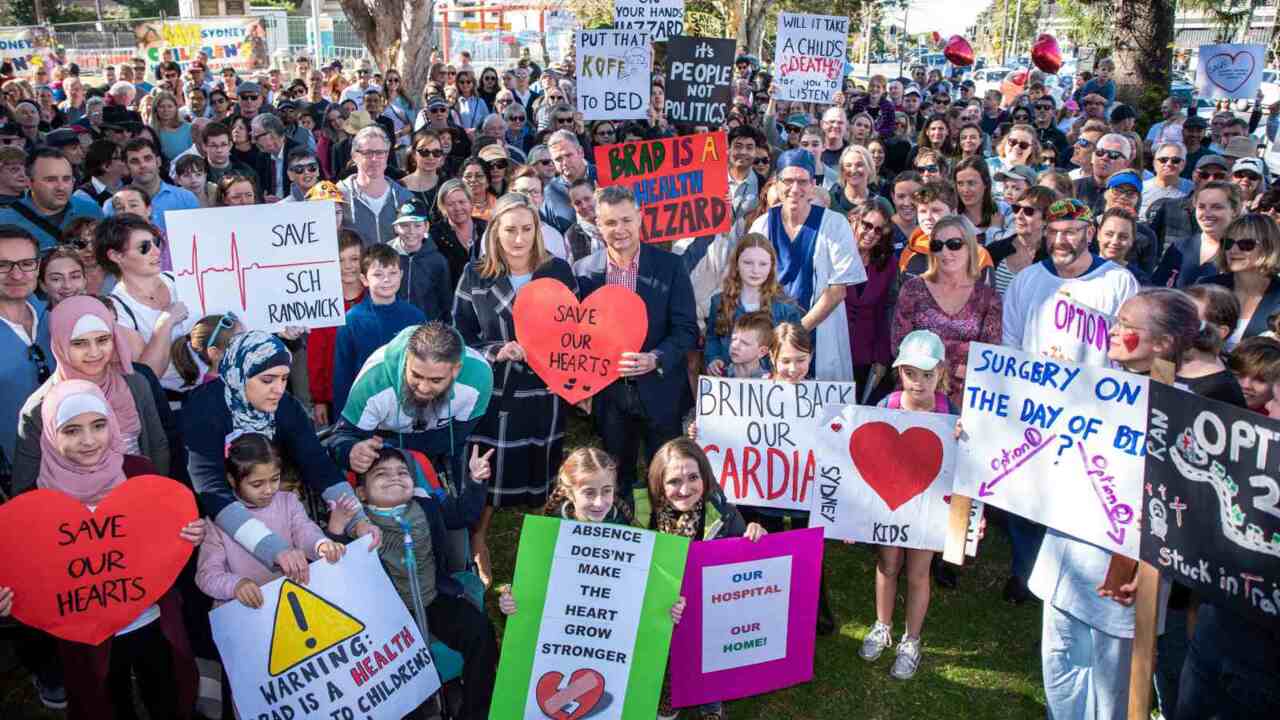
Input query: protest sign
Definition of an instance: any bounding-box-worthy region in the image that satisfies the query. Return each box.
[166,201,344,332]
[134,16,270,70]
[1143,384,1280,630]
[576,30,652,121]
[697,376,856,511]
[669,528,822,707]
[211,536,440,719]
[773,13,849,103]
[614,0,685,43]
[491,515,689,719]
[664,37,735,125]
[1035,290,1117,368]
[594,131,731,242]
[0,27,58,73]
[811,406,959,551]
[1196,43,1266,101]
[0,475,196,646]
[513,278,648,404]
[954,343,1148,557]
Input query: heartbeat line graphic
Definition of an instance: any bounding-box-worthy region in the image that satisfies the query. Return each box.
[173,233,336,313]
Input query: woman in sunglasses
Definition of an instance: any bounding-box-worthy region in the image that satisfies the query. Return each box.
[477,67,501,109]
[208,88,232,121]
[60,217,110,295]
[892,214,1001,409]
[402,129,445,224]
[986,123,1043,201]
[845,199,900,404]
[988,185,1057,295]
[1201,213,1280,347]
[1152,180,1242,288]
[454,68,490,132]
[460,157,497,222]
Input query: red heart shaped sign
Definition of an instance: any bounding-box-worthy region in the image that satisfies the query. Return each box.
[944,36,975,68]
[1031,34,1063,75]
[0,475,197,645]
[849,423,944,511]
[535,668,606,720]
[513,278,648,404]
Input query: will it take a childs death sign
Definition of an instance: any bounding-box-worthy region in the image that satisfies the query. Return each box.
[774,13,848,104]
[166,201,344,332]
[953,343,1149,557]
[210,536,440,720]
[595,130,731,243]
[697,376,857,512]
[492,516,689,719]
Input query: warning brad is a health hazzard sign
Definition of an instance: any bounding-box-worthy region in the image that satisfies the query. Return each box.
[491,515,689,719]
[594,130,730,242]
[166,201,344,332]
[697,376,857,512]
[774,12,848,103]
[210,536,441,720]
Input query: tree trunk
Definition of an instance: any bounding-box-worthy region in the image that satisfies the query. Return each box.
[739,0,778,57]
[340,0,437,105]
[1111,0,1174,125]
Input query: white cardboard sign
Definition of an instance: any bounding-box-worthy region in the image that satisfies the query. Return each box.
[576,30,652,121]
[774,13,848,104]
[614,0,684,43]
[1196,43,1266,101]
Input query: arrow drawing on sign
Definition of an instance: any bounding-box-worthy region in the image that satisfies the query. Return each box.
[978,433,1059,498]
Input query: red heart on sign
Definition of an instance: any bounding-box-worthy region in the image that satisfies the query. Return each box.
[513,278,648,404]
[830,422,843,432]
[849,423,944,511]
[534,668,606,720]
[0,475,197,646]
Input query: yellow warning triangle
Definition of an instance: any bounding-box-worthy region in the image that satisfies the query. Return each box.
[267,580,365,676]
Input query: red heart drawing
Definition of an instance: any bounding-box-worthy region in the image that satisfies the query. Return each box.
[514,278,649,404]
[849,422,944,511]
[0,475,197,645]
[534,668,606,720]
[1206,51,1256,94]
[830,422,843,432]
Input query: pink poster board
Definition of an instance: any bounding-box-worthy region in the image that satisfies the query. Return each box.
[669,527,824,707]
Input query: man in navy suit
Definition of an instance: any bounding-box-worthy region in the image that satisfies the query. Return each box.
[574,185,698,507]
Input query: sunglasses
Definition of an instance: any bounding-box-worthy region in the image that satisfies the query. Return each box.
[930,237,966,252]
[1234,171,1262,181]
[289,162,319,174]
[916,164,940,173]
[537,158,554,166]
[240,94,260,101]
[1035,104,1054,111]
[1007,139,1032,151]
[1154,156,1183,165]
[489,159,509,169]
[136,239,163,255]
[62,237,91,250]
[1196,170,1227,181]
[458,79,474,85]
[554,116,575,124]
[430,107,448,113]
[1075,138,1094,148]
[1094,149,1125,160]
[28,343,50,384]
[208,311,239,349]
[859,220,887,234]
[1011,204,1040,217]
[1225,237,1260,252]
[415,147,444,158]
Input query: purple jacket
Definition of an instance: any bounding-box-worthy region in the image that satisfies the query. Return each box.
[850,95,897,140]
[845,257,898,366]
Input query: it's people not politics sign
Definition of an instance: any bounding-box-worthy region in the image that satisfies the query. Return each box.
[491,515,689,719]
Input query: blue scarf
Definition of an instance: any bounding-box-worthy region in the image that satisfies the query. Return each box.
[768,204,823,311]
[220,331,291,441]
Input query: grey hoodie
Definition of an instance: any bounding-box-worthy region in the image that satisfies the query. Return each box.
[337,175,412,246]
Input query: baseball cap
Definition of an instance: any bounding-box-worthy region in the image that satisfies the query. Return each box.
[426,96,449,110]
[904,84,922,97]
[0,146,25,164]
[237,81,262,96]
[1223,136,1259,160]
[784,112,812,128]
[1045,198,1094,224]
[277,99,298,111]
[996,165,1037,184]
[1105,170,1142,192]
[477,144,510,163]
[893,330,946,371]
[1195,154,1228,171]
[44,128,80,147]
[1233,157,1266,177]
[1183,116,1208,130]
[393,201,428,225]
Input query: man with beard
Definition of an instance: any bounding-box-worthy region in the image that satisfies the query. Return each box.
[328,321,493,569]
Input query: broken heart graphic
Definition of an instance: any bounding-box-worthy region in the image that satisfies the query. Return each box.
[534,668,606,719]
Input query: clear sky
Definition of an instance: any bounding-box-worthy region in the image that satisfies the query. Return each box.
[891,0,990,38]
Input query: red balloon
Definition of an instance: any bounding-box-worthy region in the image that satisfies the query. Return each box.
[1031,33,1063,74]
[943,35,975,67]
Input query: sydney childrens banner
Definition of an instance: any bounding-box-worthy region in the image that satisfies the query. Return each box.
[669,528,823,707]
[1143,384,1280,631]
[774,13,848,103]
[664,36,735,125]
[614,0,685,42]
[491,516,690,719]
[954,343,1148,557]
[166,201,344,332]
[210,536,440,720]
[134,16,270,70]
[576,29,652,121]
[595,131,731,243]
[811,406,959,551]
[0,475,197,646]
[697,376,857,511]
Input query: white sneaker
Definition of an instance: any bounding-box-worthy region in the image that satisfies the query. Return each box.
[859,621,893,661]
[890,634,922,680]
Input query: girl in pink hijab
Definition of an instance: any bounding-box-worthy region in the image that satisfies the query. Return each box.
[0,380,204,720]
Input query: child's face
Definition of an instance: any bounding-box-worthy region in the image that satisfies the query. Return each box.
[899,365,941,403]
[736,246,772,289]
[917,200,951,235]
[1237,372,1275,410]
[729,328,769,366]
[395,221,426,251]
[568,471,616,522]
[235,462,281,508]
[1267,382,1280,418]
[771,342,811,383]
[339,246,362,285]
[362,260,402,302]
[177,168,206,194]
[662,456,705,513]
[54,411,110,468]
[362,457,414,507]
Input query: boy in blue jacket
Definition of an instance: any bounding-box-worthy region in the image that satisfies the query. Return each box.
[390,201,452,323]
[332,243,426,414]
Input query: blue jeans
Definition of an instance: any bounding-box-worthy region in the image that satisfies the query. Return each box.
[1175,603,1280,720]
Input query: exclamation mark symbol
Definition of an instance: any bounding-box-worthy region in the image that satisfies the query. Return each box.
[287,591,317,648]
